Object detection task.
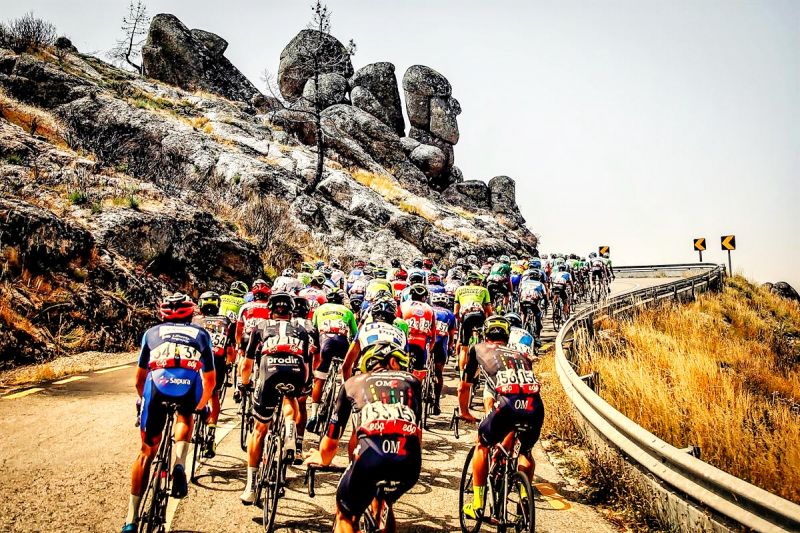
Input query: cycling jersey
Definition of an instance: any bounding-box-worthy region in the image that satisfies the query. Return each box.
[354,321,408,353]
[400,301,436,371]
[519,280,545,304]
[551,271,572,286]
[272,275,304,294]
[192,314,235,392]
[365,278,394,302]
[330,268,345,288]
[297,272,312,287]
[219,294,245,322]
[312,303,358,338]
[391,280,409,300]
[327,370,423,518]
[444,280,462,297]
[349,275,371,296]
[489,262,512,278]
[345,269,363,291]
[427,283,446,296]
[236,300,271,349]
[454,285,491,315]
[433,306,456,364]
[299,287,328,319]
[246,318,311,421]
[508,327,534,356]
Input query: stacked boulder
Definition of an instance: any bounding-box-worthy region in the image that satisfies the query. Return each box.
[350,62,405,136]
[402,65,462,188]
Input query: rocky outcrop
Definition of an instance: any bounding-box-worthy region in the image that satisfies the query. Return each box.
[402,65,461,188]
[350,62,404,136]
[142,14,261,104]
[278,30,354,102]
[488,175,526,225]
[302,72,348,109]
[770,282,800,303]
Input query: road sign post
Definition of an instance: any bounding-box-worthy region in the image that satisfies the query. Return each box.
[693,237,706,262]
[721,235,736,275]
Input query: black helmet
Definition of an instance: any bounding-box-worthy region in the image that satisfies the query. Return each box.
[198,291,221,315]
[268,292,295,314]
[408,271,425,284]
[390,258,401,268]
[370,296,397,323]
[327,287,345,304]
[293,296,310,318]
[412,258,423,268]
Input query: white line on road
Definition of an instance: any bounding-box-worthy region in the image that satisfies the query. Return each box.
[3,387,45,400]
[53,376,88,385]
[94,365,133,374]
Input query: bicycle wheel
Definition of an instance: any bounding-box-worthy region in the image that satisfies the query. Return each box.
[139,445,170,533]
[240,392,250,451]
[459,446,482,533]
[262,433,283,532]
[219,367,230,405]
[190,416,204,482]
[504,472,534,533]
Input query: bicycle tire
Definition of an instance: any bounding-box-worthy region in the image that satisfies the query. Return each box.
[505,472,535,533]
[262,432,283,532]
[219,367,230,405]
[459,446,482,533]
[240,392,249,451]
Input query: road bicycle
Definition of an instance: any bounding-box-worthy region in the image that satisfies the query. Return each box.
[551,292,565,330]
[253,389,291,532]
[420,348,437,429]
[239,363,259,451]
[458,427,536,533]
[190,409,208,483]
[137,402,179,533]
[314,356,344,443]
[306,464,402,533]
[520,304,540,356]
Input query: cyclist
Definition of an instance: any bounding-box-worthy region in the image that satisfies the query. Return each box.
[486,255,513,311]
[329,259,345,289]
[444,269,463,310]
[346,259,366,292]
[236,279,272,351]
[365,267,394,303]
[293,295,318,462]
[386,258,403,282]
[122,294,215,533]
[480,257,494,276]
[273,268,304,295]
[400,284,437,379]
[446,257,466,282]
[519,270,546,344]
[466,254,480,273]
[304,342,421,533]
[551,264,574,316]
[431,292,456,414]
[454,271,493,374]
[239,293,311,504]
[390,267,409,301]
[299,272,329,319]
[306,288,358,434]
[407,258,427,284]
[505,312,535,358]
[342,296,408,380]
[460,316,544,519]
[193,291,236,458]
[297,262,314,287]
[219,280,248,322]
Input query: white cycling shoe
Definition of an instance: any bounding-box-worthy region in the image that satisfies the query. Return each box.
[240,487,256,505]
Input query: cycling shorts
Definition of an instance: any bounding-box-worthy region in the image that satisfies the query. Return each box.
[337,436,422,519]
[432,340,448,366]
[458,311,485,345]
[591,269,604,281]
[140,377,200,446]
[316,334,349,378]
[213,356,227,393]
[253,354,307,422]
[478,393,544,455]
[552,285,568,301]
[408,343,428,372]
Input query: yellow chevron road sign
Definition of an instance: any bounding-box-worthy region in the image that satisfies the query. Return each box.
[598,246,610,255]
[721,235,736,251]
[694,238,706,251]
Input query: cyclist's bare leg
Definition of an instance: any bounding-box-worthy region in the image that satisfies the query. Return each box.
[209,392,220,426]
[295,395,307,449]
[311,377,324,404]
[334,508,357,533]
[471,438,490,488]
[457,380,477,422]
[130,441,157,497]
[518,453,535,482]
[247,420,269,467]
[434,362,444,405]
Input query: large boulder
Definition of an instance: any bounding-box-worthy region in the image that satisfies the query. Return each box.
[142,14,262,103]
[408,144,446,178]
[350,62,404,136]
[302,72,348,109]
[443,180,491,211]
[488,175,526,225]
[278,30,354,102]
[402,65,451,97]
[430,96,461,145]
[770,282,800,303]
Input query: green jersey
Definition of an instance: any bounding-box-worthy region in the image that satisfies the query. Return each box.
[312,303,357,338]
[489,262,512,277]
[297,272,312,287]
[219,294,244,322]
[455,284,491,312]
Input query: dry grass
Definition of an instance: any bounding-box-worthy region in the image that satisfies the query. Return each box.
[351,169,407,202]
[0,351,137,387]
[0,88,68,147]
[580,275,800,503]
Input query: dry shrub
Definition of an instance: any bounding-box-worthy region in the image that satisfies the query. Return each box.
[1,13,56,53]
[0,88,67,147]
[581,275,800,503]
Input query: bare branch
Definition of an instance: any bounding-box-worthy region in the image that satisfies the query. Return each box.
[107,0,150,74]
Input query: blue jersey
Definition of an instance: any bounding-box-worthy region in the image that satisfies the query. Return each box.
[510,273,522,290]
[427,284,446,295]
[433,306,456,351]
[138,322,215,398]
[509,327,534,354]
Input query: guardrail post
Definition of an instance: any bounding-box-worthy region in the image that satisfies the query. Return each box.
[679,445,701,459]
[691,280,695,300]
[673,285,678,302]
[580,372,599,394]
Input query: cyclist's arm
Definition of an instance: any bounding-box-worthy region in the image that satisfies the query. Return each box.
[135,335,150,397]
[197,336,216,410]
[225,321,237,363]
[341,339,360,380]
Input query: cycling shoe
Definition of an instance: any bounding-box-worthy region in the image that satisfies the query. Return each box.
[171,464,188,499]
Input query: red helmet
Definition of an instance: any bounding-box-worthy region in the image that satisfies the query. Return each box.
[423,258,434,269]
[159,293,195,322]
[393,268,408,281]
[251,279,271,301]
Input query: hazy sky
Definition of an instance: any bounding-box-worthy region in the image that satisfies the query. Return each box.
[6,1,799,287]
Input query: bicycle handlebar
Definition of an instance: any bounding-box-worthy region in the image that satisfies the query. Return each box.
[304,464,346,498]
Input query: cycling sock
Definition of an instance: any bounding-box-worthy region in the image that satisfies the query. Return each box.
[310,402,319,419]
[296,434,303,451]
[125,494,141,524]
[245,466,257,491]
[473,485,485,509]
[284,420,297,452]
[174,440,190,469]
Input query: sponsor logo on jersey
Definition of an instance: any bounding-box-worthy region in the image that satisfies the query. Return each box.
[157,376,192,387]
[159,325,200,338]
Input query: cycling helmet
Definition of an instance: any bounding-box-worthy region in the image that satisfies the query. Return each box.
[411,258,423,268]
[330,258,341,269]
[558,264,568,272]
[251,279,271,301]
[229,280,248,297]
[198,291,221,315]
[467,270,483,283]
[362,265,374,276]
[504,312,523,329]
[450,269,464,281]
[430,292,450,307]
[316,260,325,269]
[390,258,401,268]
[327,287,345,304]
[529,270,542,281]
[393,268,408,281]
[268,292,295,314]
[300,262,314,273]
[423,258,433,269]
[370,296,397,323]
[373,267,388,279]
[428,272,442,285]
[484,315,510,342]
[293,296,309,318]
[487,256,496,264]
[408,271,425,284]
[499,255,511,265]
[353,259,366,269]
[456,257,466,267]
[282,268,296,278]
[159,293,195,322]
[310,272,326,287]
[359,341,410,373]
[408,283,429,302]
[467,254,478,265]
[321,266,333,277]
[530,259,542,269]
[510,255,518,262]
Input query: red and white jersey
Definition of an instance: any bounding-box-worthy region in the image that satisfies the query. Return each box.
[400,300,436,348]
[391,280,409,301]
[299,287,328,319]
[236,300,271,347]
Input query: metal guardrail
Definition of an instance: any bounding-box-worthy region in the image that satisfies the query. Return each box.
[555,263,800,533]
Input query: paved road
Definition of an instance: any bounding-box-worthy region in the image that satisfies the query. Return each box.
[0,278,666,532]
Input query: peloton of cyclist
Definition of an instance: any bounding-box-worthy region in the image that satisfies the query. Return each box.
[304,342,421,533]
[460,315,544,519]
[121,294,216,533]
[239,293,311,504]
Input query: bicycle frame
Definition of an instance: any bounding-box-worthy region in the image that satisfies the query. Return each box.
[138,403,177,533]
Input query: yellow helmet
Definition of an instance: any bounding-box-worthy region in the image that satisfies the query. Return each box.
[483,315,510,340]
[359,341,410,373]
